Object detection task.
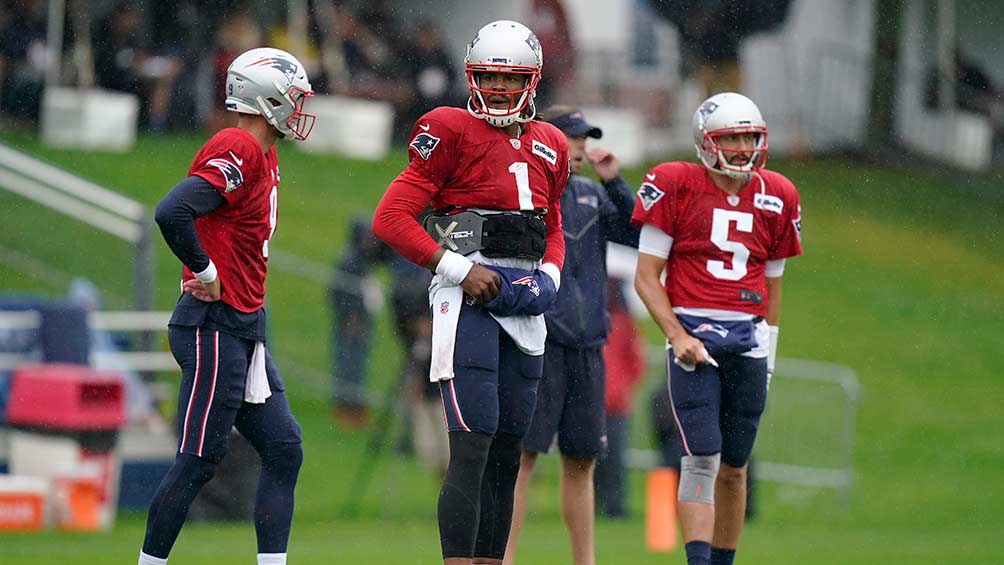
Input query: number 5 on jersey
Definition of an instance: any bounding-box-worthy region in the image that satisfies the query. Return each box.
[707,208,752,281]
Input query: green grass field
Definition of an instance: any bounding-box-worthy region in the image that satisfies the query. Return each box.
[1,130,1002,564]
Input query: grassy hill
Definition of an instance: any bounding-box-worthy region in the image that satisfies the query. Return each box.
[1,131,1002,564]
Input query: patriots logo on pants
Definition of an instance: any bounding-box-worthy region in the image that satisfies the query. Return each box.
[206,158,244,192]
[512,276,540,297]
[693,323,729,338]
[410,132,441,160]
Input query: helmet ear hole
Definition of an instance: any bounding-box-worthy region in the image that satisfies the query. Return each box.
[267,97,283,108]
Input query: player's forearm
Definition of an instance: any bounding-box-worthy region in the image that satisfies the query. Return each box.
[154,176,224,277]
[634,269,686,342]
[542,225,565,271]
[765,276,783,326]
[372,178,440,267]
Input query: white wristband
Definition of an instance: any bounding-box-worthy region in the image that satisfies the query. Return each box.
[539,262,561,291]
[767,325,779,373]
[435,250,474,286]
[195,260,218,284]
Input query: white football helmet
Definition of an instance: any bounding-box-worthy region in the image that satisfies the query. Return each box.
[465,20,543,127]
[225,47,316,140]
[692,92,768,179]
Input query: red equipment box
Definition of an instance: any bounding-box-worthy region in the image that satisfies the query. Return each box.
[6,363,124,431]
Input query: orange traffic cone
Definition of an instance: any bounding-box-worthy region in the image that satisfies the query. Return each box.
[645,467,679,552]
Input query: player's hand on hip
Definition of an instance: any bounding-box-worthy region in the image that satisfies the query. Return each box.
[586,148,619,181]
[184,277,222,302]
[670,333,707,367]
[461,264,501,304]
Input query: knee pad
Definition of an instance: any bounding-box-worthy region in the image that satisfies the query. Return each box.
[678,453,721,505]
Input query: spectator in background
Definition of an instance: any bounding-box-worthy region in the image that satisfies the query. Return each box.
[594,278,646,519]
[680,1,746,97]
[926,46,1004,135]
[386,238,446,475]
[400,22,459,137]
[332,4,412,112]
[328,212,448,469]
[0,0,49,123]
[208,3,262,132]
[94,1,183,131]
[329,217,391,428]
[527,0,576,106]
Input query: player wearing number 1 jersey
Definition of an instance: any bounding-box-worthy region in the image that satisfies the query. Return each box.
[139,47,314,565]
[372,20,568,565]
[632,92,801,565]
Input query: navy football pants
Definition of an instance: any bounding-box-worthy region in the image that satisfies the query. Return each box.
[439,298,543,437]
[666,349,767,468]
[142,326,302,558]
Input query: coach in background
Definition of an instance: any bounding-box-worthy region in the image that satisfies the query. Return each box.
[505,107,639,565]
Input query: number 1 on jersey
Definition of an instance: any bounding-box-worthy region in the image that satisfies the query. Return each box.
[508,162,535,210]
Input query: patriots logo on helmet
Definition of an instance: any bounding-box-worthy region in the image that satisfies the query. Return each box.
[637,182,665,211]
[698,100,719,129]
[512,276,540,297]
[410,132,441,160]
[206,157,244,192]
[247,56,299,81]
[525,33,542,60]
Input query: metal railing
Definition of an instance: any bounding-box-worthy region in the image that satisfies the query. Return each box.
[0,143,154,311]
[0,310,176,372]
[628,355,860,508]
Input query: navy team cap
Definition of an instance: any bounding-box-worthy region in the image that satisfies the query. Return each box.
[548,111,602,139]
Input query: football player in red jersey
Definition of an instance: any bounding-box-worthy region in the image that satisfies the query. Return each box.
[632,92,802,565]
[138,47,314,565]
[372,20,569,565]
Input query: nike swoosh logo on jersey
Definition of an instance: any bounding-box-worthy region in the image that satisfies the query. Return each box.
[646,173,656,181]
[229,151,244,166]
[419,123,431,131]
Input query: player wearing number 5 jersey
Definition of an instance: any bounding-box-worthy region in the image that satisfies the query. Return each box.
[632,92,801,565]
[373,20,568,565]
[138,47,314,565]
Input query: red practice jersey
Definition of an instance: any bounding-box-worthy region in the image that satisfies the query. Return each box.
[184,128,279,312]
[631,162,802,317]
[373,107,570,269]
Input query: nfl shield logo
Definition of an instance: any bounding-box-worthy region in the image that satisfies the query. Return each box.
[510,139,521,150]
[440,301,450,314]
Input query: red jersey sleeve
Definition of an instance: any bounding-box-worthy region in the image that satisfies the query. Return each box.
[767,173,803,260]
[189,128,262,204]
[630,162,680,236]
[542,136,569,269]
[372,110,461,267]
[404,109,460,188]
